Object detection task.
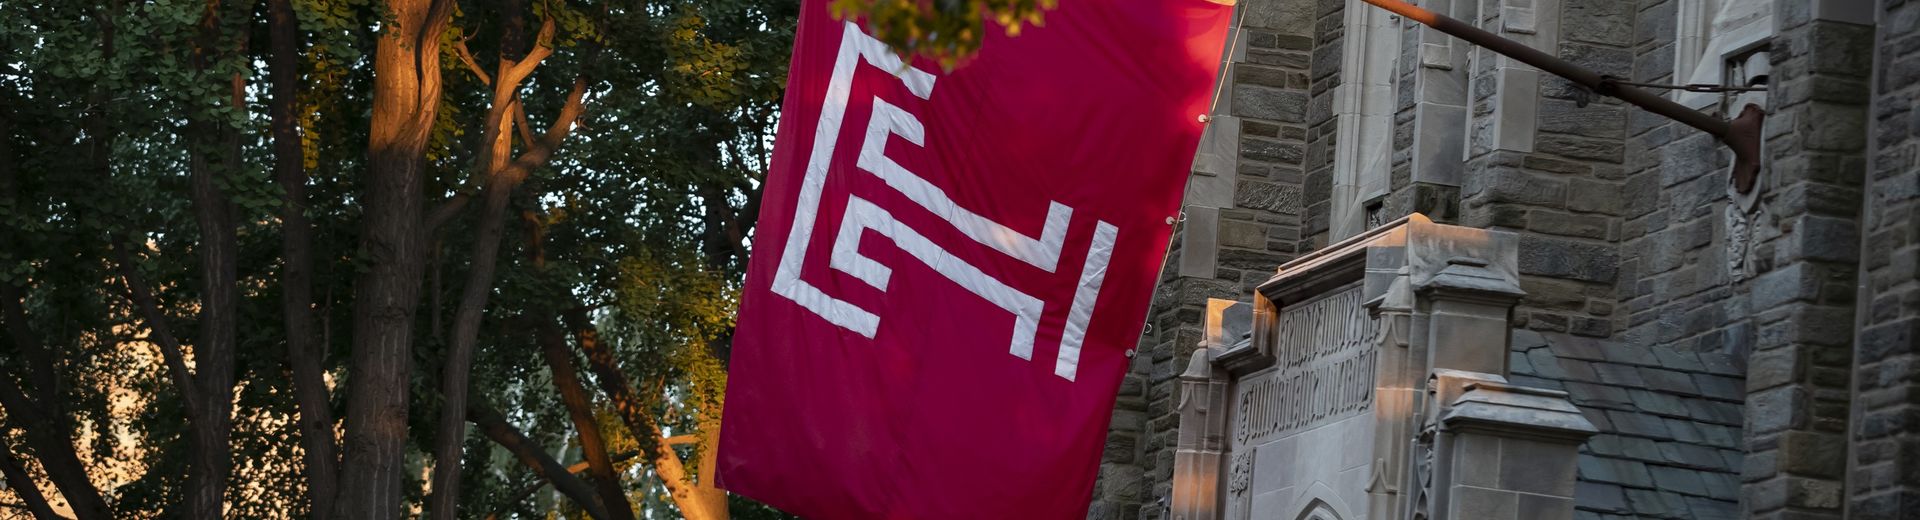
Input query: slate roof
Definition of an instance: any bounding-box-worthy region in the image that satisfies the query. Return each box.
[1507,330,1745,520]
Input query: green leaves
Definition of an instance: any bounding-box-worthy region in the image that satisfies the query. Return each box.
[831,0,1057,69]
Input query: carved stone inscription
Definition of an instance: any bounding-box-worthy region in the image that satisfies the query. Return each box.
[1235,285,1376,445]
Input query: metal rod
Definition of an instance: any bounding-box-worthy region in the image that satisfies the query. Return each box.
[1360,0,1732,138]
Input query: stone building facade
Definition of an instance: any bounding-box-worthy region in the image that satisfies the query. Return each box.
[1087,0,1920,518]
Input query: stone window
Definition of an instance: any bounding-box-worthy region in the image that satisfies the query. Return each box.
[1328,0,1399,240]
[1672,0,1774,109]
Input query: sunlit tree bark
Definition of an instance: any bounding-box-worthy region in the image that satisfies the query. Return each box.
[334,0,453,517]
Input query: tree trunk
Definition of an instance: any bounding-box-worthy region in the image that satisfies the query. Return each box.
[333,0,452,518]
[0,448,58,520]
[428,10,585,514]
[561,309,726,520]
[176,2,255,512]
[534,320,637,520]
[466,402,614,520]
[0,20,117,520]
[484,451,640,520]
[694,406,729,519]
[182,119,240,520]
[518,217,635,520]
[268,0,338,517]
[427,176,514,520]
[0,374,111,520]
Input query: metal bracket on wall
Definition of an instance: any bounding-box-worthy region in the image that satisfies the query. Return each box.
[1360,0,1765,189]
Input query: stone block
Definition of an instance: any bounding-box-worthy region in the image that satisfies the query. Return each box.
[1516,494,1574,520]
[1635,0,1677,46]
[1217,219,1268,249]
[1500,438,1580,496]
[1633,42,1676,84]
[1103,434,1138,464]
[1859,318,1919,364]
[1110,409,1147,432]
[1467,167,1568,206]
[1239,138,1305,165]
[1244,0,1320,34]
[1746,386,1805,434]
[1562,0,1634,46]
[1099,463,1147,502]
[1231,85,1309,123]
[1567,179,1623,215]
[1793,215,1861,263]
[1659,132,1724,188]
[1539,99,1626,139]
[1778,430,1846,478]
[1455,433,1502,488]
[1785,475,1844,510]
[1536,134,1625,162]
[1750,263,1819,310]
[1529,210,1610,240]
[1519,235,1620,282]
[1450,486,1519,520]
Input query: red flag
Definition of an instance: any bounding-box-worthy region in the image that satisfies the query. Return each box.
[720,2,1233,518]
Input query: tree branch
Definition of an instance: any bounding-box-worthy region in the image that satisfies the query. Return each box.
[494,17,557,92]
[535,319,636,520]
[268,0,338,513]
[663,435,699,446]
[0,447,59,520]
[452,36,493,87]
[482,451,640,520]
[560,309,723,520]
[512,101,537,151]
[110,247,205,419]
[424,193,471,233]
[0,379,109,520]
[503,75,590,178]
[466,402,614,520]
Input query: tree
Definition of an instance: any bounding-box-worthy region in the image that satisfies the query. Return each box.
[0,0,803,517]
[830,0,1057,67]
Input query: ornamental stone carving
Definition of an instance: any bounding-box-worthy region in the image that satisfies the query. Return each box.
[1169,214,1593,520]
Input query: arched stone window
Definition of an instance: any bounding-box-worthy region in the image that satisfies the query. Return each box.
[1294,499,1344,520]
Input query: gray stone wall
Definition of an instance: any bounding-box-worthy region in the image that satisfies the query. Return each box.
[1300,0,1346,251]
[1617,0,1743,356]
[1457,0,1633,339]
[1094,0,1920,517]
[1850,0,1920,516]
[1085,2,1316,518]
[1736,5,1872,519]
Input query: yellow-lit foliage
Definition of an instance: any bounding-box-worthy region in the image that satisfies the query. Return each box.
[830,0,1057,68]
